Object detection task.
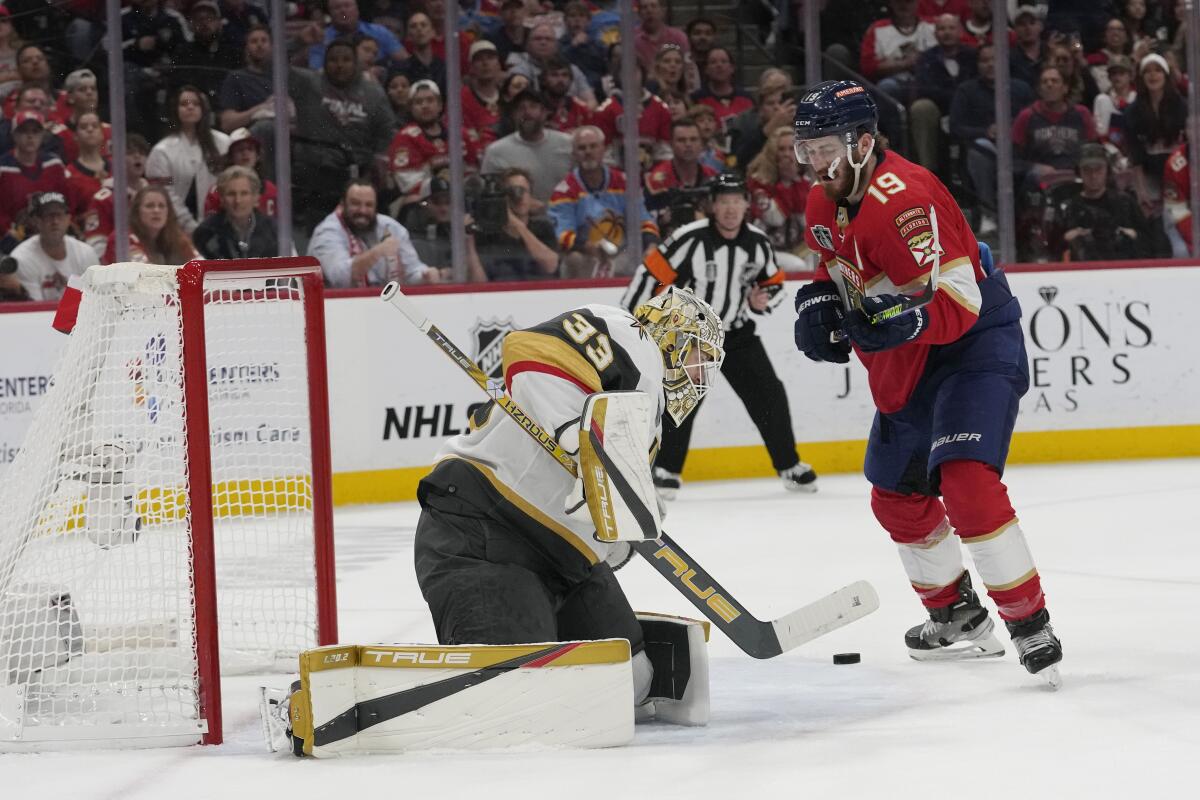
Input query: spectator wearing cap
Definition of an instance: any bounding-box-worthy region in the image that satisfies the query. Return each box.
[8,191,94,300]
[909,14,978,174]
[394,11,447,92]
[950,42,1034,232]
[0,110,66,252]
[219,0,269,55]
[0,85,67,162]
[63,111,110,222]
[104,184,199,266]
[0,6,19,102]
[690,47,753,130]
[1011,5,1047,88]
[725,68,795,173]
[218,25,279,134]
[560,1,607,93]
[859,0,936,107]
[551,126,657,279]
[1057,142,1150,261]
[1093,55,1136,152]
[634,0,689,75]
[1125,52,1187,246]
[169,0,243,106]
[117,0,189,138]
[462,40,505,166]
[301,0,406,70]
[593,61,674,166]
[145,86,231,235]
[540,56,594,135]
[2,45,68,123]
[193,165,282,260]
[507,23,597,110]
[405,176,453,271]
[203,129,277,218]
[83,134,152,260]
[645,118,718,235]
[308,178,440,288]
[488,0,531,66]
[466,167,559,282]
[480,88,574,203]
[388,80,450,205]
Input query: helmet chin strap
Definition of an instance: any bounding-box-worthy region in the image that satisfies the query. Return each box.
[845,135,876,199]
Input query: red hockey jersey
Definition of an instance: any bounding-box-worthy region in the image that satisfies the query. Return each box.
[1163,143,1191,247]
[0,153,67,236]
[388,123,449,195]
[804,150,984,413]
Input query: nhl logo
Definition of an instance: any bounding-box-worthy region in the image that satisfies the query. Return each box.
[471,318,516,381]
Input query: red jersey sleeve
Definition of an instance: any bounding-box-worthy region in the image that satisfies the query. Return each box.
[803,187,837,282]
[860,22,884,80]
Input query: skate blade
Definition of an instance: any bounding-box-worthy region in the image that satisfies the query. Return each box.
[908,633,1006,662]
[1036,664,1062,690]
[783,481,818,494]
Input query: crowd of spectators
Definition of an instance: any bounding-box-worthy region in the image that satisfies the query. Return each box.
[0,0,1195,302]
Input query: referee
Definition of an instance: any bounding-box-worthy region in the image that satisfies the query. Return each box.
[622,173,817,499]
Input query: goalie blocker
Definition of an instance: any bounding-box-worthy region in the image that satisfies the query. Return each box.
[265,614,710,756]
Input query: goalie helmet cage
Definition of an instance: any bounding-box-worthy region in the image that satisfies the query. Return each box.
[0,258,337,751]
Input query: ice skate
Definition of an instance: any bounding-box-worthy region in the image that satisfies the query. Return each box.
[779,462,818,493]
[905,573,1005,661]
[1006,608,1063,689]
[653,467,681,501]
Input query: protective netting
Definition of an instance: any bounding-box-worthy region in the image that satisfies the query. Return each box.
[0,264,321,749]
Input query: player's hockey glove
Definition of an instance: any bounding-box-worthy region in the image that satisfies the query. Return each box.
[794,281,851,364]
[844,294,929,353]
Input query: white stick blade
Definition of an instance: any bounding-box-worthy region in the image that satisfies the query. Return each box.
[770,580,880,652]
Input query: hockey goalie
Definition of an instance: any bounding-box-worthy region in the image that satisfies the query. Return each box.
[264,288,725,756]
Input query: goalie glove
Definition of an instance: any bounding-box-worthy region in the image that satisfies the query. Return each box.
[577,391,662,542]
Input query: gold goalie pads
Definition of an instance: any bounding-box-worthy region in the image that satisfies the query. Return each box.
[281,640,635,757]
[578,391,662,543]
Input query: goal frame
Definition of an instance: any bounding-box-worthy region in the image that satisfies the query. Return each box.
[180,257,337,746]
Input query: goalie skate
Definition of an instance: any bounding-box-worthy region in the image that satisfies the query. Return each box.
[905,573,1005,662]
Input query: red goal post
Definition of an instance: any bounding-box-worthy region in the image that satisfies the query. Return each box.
[0,257,336,750]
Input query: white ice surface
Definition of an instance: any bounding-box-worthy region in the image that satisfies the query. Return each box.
[3,459,1198,798]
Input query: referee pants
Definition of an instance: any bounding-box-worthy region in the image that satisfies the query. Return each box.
[655,323,801,475]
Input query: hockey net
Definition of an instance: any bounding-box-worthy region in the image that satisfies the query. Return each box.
[0,258,336,750]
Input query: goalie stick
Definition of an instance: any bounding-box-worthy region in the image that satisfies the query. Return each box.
[381,283,879,659]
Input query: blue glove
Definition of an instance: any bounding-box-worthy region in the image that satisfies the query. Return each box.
[978,241,994,274]
[794,281,851,364]
[844,294,929,353]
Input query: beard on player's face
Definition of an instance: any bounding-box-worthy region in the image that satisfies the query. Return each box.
[817,156,854,201]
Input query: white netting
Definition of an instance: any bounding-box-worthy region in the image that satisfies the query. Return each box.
[0,264,323,749]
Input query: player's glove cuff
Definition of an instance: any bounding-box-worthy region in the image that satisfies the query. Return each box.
[844,294,929,353]
[794,281,851,364]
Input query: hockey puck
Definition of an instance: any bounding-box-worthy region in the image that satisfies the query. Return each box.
[832,652,861,665]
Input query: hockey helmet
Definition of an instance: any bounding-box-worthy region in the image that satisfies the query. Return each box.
[793,80,879,196]
[709,172,748,199]
[633,287,726,426]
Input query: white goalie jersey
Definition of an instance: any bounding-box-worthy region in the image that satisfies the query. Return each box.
[426,304,665,567]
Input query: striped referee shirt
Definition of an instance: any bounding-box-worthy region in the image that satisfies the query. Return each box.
[622,218,786,330]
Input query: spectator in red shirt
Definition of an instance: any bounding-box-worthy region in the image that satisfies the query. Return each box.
[644,117,717,235]
[103,184,198,265]
[2,45,66,122]
[63,111,109,223]
[57,69,112,164]
[541,55,593,134]
[634,0,689,74]
[202,128,278,218]
[746,126,810,269]
[0,84,66,162]
[388,80,450,204]
[83,135,151,259]
[690,47,753,130]
[918,0,969,20]
[592,63,673,167]
[960,0,1002,47]
[462,40,504,163]
[0,110,67,252]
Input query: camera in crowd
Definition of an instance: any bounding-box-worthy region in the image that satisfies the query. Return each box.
[465,174,511,237]
[664,185,711,235]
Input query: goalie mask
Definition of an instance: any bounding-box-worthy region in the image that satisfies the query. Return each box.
[633,287,725,425]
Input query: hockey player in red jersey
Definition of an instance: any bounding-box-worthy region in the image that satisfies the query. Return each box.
[792,80,1063,687]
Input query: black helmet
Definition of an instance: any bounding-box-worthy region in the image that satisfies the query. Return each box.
[709,172,747,199]
[793,80,878,143]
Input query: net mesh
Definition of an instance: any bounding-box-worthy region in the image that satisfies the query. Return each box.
[0,264,323,748]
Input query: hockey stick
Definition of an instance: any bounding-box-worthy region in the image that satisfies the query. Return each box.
[381,283,879,659]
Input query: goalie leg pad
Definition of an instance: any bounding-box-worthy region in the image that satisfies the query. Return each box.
[287,641,635,756]
[579,392,662,542]
[636,613,710,727]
